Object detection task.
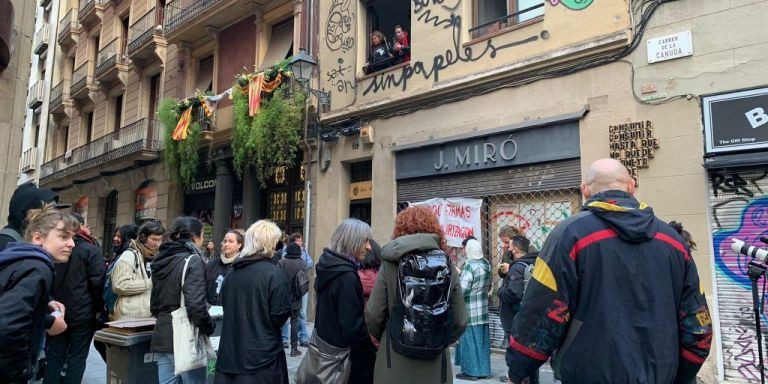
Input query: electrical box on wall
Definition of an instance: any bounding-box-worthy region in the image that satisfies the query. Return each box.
[360,125,374,144]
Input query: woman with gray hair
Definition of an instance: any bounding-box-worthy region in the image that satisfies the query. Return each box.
[313,218,377,383]
[215,220,292,384]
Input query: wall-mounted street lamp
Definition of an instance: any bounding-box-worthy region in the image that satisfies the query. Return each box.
[289,48,331,110]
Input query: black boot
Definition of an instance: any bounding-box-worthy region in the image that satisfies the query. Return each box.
[290,347,302,357]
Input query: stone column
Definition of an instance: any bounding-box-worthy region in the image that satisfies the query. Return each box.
[242,165,263,227]
[213,158,234,246]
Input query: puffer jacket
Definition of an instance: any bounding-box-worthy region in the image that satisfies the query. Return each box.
[111,242,152,320]
[150,240,214,353]
[365,234,468,384]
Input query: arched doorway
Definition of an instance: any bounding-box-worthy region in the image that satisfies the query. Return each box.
[102,190,119,260]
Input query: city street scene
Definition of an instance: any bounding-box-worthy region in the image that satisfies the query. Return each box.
[0,0,765,383]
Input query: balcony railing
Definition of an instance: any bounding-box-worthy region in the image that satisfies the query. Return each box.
[20,147,38,173]
[49,80,69,110]
[127,7,162,55]
[469,3,545,40]
[70,62,89,95]
[78,0,95,17]
[40,118,162,181]
[96,38,120,76]
[27,80,45,109]
[164,0,222,35]
[58,9,76,42]
[34,23,50,55]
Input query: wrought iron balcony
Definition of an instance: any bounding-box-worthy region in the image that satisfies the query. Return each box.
[127,7,165,64]
[20,147,38,174]
[78,0,105,27]
[95,38,123,83]
[33,23,49,55]
[40,118,162,185]
[70,62,90,99]
[57,9,79,47]
[27,80,45,109]
[49,80,70,114]
[164,0,222,36]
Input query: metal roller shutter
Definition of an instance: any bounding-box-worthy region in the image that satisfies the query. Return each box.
[709,167,768,383]
[397,159,582,202]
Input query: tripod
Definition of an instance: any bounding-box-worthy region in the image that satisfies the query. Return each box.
[748,261,767,384]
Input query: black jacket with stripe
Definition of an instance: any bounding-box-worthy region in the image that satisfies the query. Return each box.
[506,190,712,384]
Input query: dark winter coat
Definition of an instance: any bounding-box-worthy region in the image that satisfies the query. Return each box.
[315,248,376,383]
[51,233,105,325]
[278,245,306,306]
[0,243,55,383]
[204,255,235,305]
[150,241,214,353]
[507,190,713,384]
[498,252,537,332]
[364,41,393,74]
[216,253,291,375]
[365,234,468,384]
[0,183,59,251]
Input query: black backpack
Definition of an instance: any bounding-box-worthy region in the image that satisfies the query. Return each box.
[293,262,309,301]
[387,249,453,382]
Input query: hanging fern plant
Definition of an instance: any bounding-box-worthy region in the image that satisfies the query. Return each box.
[158,97,202,187]
[231,84,306,185]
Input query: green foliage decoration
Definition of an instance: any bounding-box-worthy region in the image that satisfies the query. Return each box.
[158,97,202,187]
[231,85,306,185]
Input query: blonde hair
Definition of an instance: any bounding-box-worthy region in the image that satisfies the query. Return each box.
[24,203,80,241]
[241,220,282,259]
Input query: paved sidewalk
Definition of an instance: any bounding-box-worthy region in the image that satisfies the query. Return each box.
[83,323,557,384]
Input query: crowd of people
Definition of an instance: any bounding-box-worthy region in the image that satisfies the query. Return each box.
[0,158,713,384]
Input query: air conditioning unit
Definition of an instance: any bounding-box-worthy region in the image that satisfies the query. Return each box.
[360,125,374,144]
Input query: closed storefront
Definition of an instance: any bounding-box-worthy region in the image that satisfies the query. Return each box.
[704,87,768,382]
[394,118,582,348]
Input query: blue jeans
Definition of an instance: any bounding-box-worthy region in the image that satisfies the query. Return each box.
[155,353,207,384]
[282,293,308,344]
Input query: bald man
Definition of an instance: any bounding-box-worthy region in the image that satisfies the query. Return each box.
[505,158,712,384]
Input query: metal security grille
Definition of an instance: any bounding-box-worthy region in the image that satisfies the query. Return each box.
[398,187,582,349]
[707,167,768,383]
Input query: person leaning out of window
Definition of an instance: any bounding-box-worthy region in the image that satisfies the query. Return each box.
[363,31,394,75]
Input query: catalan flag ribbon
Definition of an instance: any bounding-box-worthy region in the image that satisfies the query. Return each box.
[171,106,193,141]
[249,73,264,116]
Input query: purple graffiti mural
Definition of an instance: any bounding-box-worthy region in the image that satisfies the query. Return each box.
[713,197,768,288]
[713,196,768,381]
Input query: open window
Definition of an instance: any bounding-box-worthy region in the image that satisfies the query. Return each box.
[194,55,214,93]
[261,19,293,69]
[363,0,411,75]
[471,0,544,40]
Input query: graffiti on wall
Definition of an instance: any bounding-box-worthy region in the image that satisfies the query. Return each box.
[548,0,594,10]
[492,199,574,251]
[326,0,355,52]
[363,14,540,95]
[711,169,768,381]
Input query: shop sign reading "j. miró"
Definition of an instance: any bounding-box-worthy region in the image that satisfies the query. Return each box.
[393,121,580,180]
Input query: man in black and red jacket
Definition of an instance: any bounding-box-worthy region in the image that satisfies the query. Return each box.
[506,158,712,384]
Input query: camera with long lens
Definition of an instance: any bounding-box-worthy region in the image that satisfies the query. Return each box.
[731,237,768,263]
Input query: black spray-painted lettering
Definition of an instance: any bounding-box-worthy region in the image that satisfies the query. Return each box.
[363,15,538,95]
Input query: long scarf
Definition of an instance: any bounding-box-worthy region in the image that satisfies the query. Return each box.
[133,239,157,260]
